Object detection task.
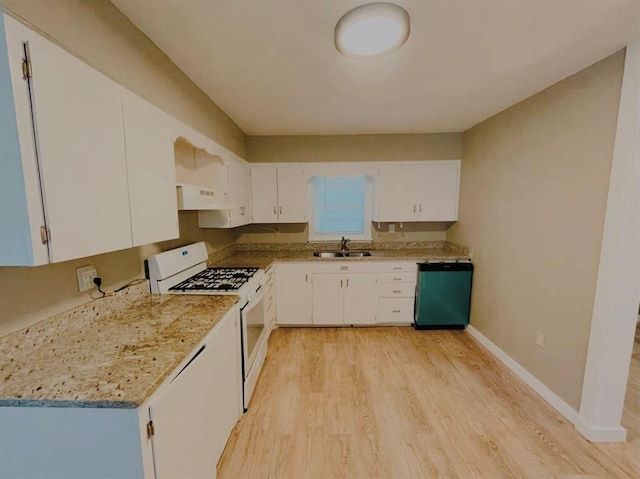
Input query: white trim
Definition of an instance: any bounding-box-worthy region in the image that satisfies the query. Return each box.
[466,326,579,424]
[574,417,627,443]
[577,42,640,442]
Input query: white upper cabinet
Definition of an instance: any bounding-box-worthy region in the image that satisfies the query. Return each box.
[122,93,179,246]
[250,167,278,222]
[198,153,252,228]
[250,165,307,223]
[228,154,252,227]
[1,14,216,264]
[277,166,307,223]
[377,161,460,222]
[0,14,132,264]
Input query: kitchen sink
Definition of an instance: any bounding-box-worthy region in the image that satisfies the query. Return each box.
[312,251,372,258]
[343,251,372,257]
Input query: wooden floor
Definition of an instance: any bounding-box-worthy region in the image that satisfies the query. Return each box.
[218,327,640,479]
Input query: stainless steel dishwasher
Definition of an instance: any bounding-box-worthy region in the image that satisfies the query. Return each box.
[414,261,474,330]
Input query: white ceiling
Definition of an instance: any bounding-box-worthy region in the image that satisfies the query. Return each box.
[110,0,640,136]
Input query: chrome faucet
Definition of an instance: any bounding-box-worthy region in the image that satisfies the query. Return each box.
[340,236,351,251]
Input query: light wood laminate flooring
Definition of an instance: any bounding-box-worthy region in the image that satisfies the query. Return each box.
[218,327,640,478]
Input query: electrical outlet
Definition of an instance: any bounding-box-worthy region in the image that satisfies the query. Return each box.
[76,265,98,292]
[536,331,545,349]
[389,223,396,233]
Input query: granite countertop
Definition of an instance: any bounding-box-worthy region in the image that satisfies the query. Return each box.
[0,289,238,409]
[214,243,470,270]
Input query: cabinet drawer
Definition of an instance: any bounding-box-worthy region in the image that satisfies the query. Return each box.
[377,272,416,283]
[378,298,414,324]
[313,262,379,274]
[377,262,418,273]
[378,283,415,298]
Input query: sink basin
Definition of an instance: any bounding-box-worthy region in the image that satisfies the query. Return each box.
[312,251,372,258]
[343,251,372,257]
[313,251,344,257]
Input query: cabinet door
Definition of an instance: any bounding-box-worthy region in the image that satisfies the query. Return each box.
[18,20,132,262]
[251,166,278,223]
[122,94,178,246]
[277,167,307,223]
[344,274,378,325]
[228,155,251,227]
[150,310,241,479]
[312,274,344,325]
[377,165,417,222]
[1,16,49,265]
[275,264,312,325]
[416,161,460,221]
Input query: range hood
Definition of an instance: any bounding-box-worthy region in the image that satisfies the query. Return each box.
[176,184,239,210]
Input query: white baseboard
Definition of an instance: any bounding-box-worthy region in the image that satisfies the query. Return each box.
[466,326,579,425]
[574,416,628,442]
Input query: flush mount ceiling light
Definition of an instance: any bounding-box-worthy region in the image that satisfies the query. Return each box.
[335,2,410,59]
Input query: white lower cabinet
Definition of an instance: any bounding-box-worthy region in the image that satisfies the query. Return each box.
[275,263,313,325]
[149,306,241,478]
[377,262,417,325]
[275,260,418,327]
[0,307,242,479]
[312,272,377,325]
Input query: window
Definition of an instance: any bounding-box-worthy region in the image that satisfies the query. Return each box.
[309,175,372,241]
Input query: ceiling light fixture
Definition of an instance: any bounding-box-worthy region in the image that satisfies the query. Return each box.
[335,2,410,59]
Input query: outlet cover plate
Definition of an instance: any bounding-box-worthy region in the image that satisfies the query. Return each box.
[77,265,97,292]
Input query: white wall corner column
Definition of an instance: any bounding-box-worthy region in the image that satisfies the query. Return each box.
[576,42,640,442]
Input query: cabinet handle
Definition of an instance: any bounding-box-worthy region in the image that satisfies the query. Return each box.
[393,267,402,270]
[346,279,349,287]
[340,279,343,288]
[393,290,402,293]
[393,277,402,281]
[279,206,283,215]
[419,204,422,213]
[413,204,416,213]
[273,206,277,214]
[340,266,348,271]
[392,310,401,313]
[305,273,308,282]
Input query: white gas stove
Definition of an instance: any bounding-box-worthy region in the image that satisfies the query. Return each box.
[145,242,267,411]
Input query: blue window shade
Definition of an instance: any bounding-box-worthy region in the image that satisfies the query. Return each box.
[312,175,365,235]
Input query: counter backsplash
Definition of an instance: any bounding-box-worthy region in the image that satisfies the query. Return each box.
[0,282,149,342]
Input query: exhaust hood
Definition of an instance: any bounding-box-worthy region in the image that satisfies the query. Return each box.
[176,184,239,210]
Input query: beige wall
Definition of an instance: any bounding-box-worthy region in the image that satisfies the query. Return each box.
[0,0,245,336]
[246,133,462,163]
[448,51,625,409]
[237,222,448,244]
